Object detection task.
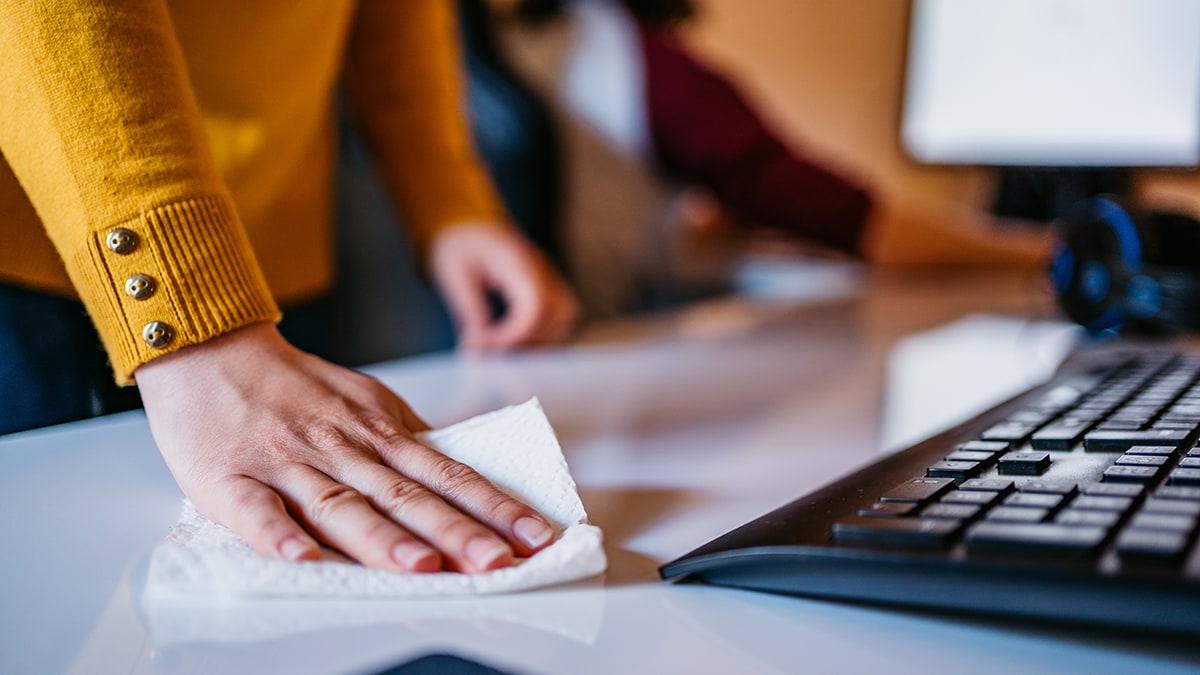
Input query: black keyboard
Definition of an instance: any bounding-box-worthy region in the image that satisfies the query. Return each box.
[659,343,1200,635]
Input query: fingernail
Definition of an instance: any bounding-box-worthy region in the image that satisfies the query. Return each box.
[392,542,440,572]
[279,535,315,561]
[514,516,553,549]
[465,535,512,571]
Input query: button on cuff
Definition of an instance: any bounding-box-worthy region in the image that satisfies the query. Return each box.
[106,227,138,254]
[142,321,174,349]
[125,273,156,300]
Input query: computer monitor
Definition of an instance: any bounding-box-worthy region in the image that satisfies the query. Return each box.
[900,0,1200,220]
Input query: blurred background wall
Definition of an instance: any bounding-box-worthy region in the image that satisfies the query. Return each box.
[679,0,1200,218]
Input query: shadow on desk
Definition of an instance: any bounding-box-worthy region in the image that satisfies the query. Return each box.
[578,486,712,585]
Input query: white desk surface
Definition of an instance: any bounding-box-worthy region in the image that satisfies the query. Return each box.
[4,267,1199,674]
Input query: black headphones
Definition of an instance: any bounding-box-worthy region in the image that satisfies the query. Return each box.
[1051,196,1200,334]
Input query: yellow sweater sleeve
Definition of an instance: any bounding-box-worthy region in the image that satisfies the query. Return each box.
[342,0,510,258]
[0,1,279,384]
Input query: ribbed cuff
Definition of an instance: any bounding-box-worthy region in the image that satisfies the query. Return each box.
[70,195,280,384]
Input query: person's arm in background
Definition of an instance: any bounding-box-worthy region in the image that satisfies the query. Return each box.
[0,0,553,572]
[858,191,1053,267]
[636,22,1053,267]
[342,0,577,350]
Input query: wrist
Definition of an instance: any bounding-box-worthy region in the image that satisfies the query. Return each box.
[134,321,283,383]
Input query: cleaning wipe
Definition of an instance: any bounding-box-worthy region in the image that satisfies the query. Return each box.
[145,398,606,598]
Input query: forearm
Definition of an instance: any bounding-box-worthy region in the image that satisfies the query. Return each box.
[0,0,278,383]
[342,0,507,258]
[860,191,1055,267]
[637,22,873,255]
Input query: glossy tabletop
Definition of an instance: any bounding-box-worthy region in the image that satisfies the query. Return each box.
[4,265,1199,674]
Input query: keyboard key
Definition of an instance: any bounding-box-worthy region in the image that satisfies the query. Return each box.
[832,517,961,548]
[1071,495,1134,512]
[1019,481,1077,495]
[1102,465,1161,484]
[1082,482,1144,498]
[1123,445,1176,456]
[1004,492,1064,510]
[965,522,1109,555]
[985,506,1049,523]
[1127,512,1197,533]
[1038,379,1096,407]
[1084,428,1190,452]
[1168,468,1200,486]
[857,501,917,518]
[1151,419,1200,431]
[1115,454,1170,468]
[959,478,1014,493]
[1094,421,1145,431]
[957,440,1011,455]
[1054,508,1121,528]
[997,451,1051,476]
[880,477,955,503]
[941,490,1002,507]
[1141,497,1200,517]
[944,450,996,463]
[1179,457,1200,469]
[921,503,981,521]
[981,423,1038,443]
[1005,409,1054,425]
[1115,528,1191,560]
[1030,424,1091,450]
[1114,404,1163,417]
[1155,485,1200,501]
[926,460,983,480]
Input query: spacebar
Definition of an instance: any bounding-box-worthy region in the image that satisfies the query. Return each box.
[964,522,1108,555]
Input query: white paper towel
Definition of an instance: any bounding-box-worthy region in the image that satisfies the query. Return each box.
[145,398,606,598]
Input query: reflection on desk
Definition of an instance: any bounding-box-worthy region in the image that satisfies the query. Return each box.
[3,268,1198,674]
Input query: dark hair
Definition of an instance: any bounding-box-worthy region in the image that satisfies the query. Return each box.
[513,0,696,28]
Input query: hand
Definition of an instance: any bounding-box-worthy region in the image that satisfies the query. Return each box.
[135,323,555,573]
[428,222,579,351]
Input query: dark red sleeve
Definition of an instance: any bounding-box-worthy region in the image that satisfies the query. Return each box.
[637,23,873,255]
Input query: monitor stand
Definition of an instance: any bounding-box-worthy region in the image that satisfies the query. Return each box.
[990,167,1132,224]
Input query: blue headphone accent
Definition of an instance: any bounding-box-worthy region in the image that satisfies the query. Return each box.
[1088,196,1142,268]
[1053,196,1200,334]
[1055,197,1145,332]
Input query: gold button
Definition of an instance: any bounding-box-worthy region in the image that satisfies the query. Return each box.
[106,228,138,254]
[125,273,156,300]
[142,321,173,349]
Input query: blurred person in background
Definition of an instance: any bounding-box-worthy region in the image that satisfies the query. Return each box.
[465,0,1053,317]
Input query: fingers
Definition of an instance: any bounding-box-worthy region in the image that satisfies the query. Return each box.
[277,465,445,573]
[373,439,555,557]
[434,261,492,349]
[199,475,322,562]
[208,433,554,574]
[202,472,442,573]
[517,281,578,346]
[428,222,579,352]
[471,272,579,351]
[332,461,518,573]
